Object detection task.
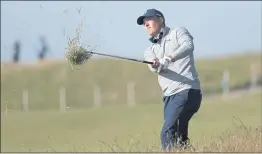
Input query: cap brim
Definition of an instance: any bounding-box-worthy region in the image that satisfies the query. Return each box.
[137,16,145,25]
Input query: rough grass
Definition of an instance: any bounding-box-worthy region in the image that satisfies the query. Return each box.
[1,52,261,111]
[193,124,262,153]
[1,90,261,152]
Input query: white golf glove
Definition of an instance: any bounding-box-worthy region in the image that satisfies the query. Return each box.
[159,56,172,69]
[156,56,173,73]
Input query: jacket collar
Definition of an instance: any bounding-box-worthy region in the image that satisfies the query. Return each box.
[149,26,170,43]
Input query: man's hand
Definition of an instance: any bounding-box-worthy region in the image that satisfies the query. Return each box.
[159,56,174,69]
[151,59,163,73]
[151,59,160,68]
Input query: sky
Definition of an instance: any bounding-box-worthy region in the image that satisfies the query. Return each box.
[1,1,261,64]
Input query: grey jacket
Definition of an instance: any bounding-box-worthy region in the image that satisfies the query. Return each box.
[144,26,201,96]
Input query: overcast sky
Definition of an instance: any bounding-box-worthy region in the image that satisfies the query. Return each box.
[1,1,261,64]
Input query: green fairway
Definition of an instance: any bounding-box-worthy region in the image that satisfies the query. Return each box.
[1,90,261,152]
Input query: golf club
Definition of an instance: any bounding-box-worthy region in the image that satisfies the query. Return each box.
[80,46,153,65]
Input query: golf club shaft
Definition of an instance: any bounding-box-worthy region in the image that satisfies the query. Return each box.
[87,51,153,65]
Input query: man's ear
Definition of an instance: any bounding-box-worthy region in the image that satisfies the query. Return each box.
[159,17,164,25]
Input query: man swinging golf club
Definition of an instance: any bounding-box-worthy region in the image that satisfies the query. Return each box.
[137,9,202,151]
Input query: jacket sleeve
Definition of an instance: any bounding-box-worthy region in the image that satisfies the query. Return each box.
[169,27,194,59]
[144,46,158,73]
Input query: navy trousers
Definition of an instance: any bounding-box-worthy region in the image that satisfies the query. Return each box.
[160,89,202,151]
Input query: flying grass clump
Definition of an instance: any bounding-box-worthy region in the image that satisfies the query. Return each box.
[66,44,91,66]
[65,21,94,69]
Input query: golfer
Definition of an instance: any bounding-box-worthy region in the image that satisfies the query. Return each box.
[137,9,202,151]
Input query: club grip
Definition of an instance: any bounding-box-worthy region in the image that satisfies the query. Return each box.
[143,61,153,64]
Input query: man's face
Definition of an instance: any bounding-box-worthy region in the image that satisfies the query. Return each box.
[143,16,162,37]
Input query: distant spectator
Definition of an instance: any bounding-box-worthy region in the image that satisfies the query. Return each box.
[38,36,49,61]
[13,40,21,63]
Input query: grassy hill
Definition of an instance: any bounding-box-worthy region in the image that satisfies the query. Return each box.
[1,52,261,111]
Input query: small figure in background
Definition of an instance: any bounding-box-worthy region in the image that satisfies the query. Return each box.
[13,40,21,63]
[38,36,49,61]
